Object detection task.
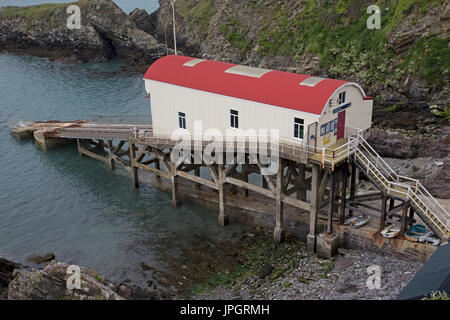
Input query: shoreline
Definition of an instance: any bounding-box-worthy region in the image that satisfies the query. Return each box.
[191,237,423,300]
[0,230,425,300]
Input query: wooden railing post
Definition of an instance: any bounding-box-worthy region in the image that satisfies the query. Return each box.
[129,139,139,189]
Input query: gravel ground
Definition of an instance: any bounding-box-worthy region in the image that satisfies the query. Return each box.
[193,246,423,300]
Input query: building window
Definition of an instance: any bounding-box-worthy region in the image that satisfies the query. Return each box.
[230,109,239,129]
[338,91,346,105]
[294,118,304,139]
[178,112,186,129]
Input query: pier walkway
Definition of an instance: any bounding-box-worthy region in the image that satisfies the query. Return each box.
[10,120,450,252]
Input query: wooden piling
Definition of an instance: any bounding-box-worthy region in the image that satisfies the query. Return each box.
[77,138,82,156]
[307,163,321,253]
[297,163,307,201]
[349,159,357,217]
[170,149,180,206]
[107,140,115,170]
[339,164,348,225]
[155,158,161,181]
[129,140,139,189]
[379,195,387,232]
[400,202,408,236]
[218,163,228,226]
[274,159,285,244]
[327,169,335,234]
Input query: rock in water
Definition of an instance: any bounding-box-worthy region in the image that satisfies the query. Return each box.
[26,253,55,265]
[0,258,21,300]
[0,0,166,66]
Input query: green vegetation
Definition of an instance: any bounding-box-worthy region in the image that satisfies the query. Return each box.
[436,106,450,120]
[399,36,450,87]
[321,261,335,272]
[219,18,253,55]
[182,0,447,88]
[177,0,216,38]
[186,236,305,297]
[2,3,75,19]
[298,277,310,283]
[422,291,450,300]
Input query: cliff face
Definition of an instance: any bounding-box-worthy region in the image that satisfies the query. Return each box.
[153,0,449,127]
[0,0,166,66]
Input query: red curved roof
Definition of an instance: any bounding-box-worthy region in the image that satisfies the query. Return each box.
[144,55,364,115]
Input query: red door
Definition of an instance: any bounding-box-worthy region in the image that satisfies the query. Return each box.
[337,111,346,140]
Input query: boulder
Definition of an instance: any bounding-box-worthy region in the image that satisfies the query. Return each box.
[258,264,274,279]
[26,253,55,265]
[0,258,21,300]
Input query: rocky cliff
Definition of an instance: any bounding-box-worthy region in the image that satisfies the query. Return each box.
[0,0,166,67]
[2,259,158,300]
[151,0,449,127]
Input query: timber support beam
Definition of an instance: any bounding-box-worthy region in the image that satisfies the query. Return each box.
[274,159,285,244]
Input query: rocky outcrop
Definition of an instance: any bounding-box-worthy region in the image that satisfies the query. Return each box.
[26,253,55,265]
[152,0,449,124]
[366,127,449,159]
[0,258,20,300]
[0,0,166,66]
[366,127,450,198]
[130,8,158,36]
[8,261,156,300]
[388,2,450,54]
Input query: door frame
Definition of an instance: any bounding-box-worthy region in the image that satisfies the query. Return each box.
[307,122,318,150]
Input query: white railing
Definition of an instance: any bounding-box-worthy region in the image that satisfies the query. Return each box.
[354,132,449,239]
[133,126,363,167]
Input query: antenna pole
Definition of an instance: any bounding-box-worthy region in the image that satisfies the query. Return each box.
[171,0,177,55]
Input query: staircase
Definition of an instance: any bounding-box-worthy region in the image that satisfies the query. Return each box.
[350,133,449,242]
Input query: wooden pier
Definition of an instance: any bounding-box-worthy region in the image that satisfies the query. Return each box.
[10,120,449,259]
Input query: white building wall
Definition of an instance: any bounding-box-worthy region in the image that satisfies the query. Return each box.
[145,79,320,145]
[318,84,373,148]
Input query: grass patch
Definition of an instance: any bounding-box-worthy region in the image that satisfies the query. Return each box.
[207,0,446,87]
[298,277,310,283]
[219,18,253,55]
[321,261,335,272]
[177,0,216,38]
[435,106,450,120]
[2,3,75,19]
[399,36,450,87]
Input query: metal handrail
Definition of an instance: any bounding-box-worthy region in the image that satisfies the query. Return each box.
[354,132,449,238]
[355,148,446,236]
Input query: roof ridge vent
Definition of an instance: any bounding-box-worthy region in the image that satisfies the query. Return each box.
[225,65,272,78]
[300,76,326,87]
[183,59,206,67]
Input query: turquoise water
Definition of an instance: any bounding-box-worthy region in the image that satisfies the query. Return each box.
[1,0,160,14]
[0,47,254,291]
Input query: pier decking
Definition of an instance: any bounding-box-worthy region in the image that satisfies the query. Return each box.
[10,120,450,259]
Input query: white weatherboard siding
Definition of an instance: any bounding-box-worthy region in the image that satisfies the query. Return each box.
[145,79,320,144]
